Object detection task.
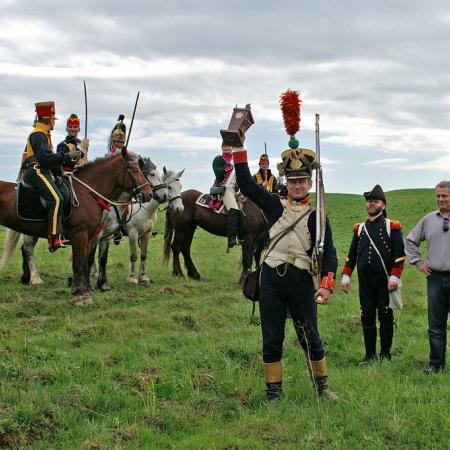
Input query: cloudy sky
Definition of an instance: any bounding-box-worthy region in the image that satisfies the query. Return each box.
[1,0,449,194]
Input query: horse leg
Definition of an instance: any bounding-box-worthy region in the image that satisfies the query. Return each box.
[20,236,42,285]
[138,232,151,286]
[96,237,112,291]
[171,228,185,277]
[181,223,201,280]
[240,235,254,285]
[88,240,98,279]
[71,234,93,306]
[127,230,139,285]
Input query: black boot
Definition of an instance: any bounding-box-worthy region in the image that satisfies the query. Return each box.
[359,325,377,365]
[379,324,393,361]
[227,208,243,248]
[266,382,282,408]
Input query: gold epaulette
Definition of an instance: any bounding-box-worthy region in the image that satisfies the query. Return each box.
[352,223,360,233]
[391,220,402,230]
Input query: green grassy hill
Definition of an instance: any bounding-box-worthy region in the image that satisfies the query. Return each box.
[0,188,448,449]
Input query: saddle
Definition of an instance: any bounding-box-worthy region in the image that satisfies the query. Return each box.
[195,193,226,215]
[16,176,73,222]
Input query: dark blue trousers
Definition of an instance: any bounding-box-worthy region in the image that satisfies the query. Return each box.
[259,263,325,363]
[427,272,450,369]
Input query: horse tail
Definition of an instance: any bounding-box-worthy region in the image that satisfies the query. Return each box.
[0,228,21,271]
[162,209,173,265]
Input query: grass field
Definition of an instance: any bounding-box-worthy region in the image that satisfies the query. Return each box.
[0,188,449,449]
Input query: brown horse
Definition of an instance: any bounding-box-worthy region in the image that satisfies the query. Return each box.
[0,149,153,305]
[163,189,267,283]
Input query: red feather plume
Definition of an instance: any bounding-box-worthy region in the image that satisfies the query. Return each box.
[280,90,301,136]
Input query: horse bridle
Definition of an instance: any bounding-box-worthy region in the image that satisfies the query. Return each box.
[124,158,152,203]
[150,183,166,204]
[156,178,182,211]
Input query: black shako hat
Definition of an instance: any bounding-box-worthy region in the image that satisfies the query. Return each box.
[364,184,387,204]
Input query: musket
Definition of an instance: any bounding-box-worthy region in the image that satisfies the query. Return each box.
[315,113,326,286]
[125,91,140,149]
[83,80,88,140]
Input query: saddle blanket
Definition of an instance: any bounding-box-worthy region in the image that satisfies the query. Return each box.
[195,193,226,215]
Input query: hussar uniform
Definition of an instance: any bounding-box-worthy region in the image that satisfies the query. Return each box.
[21,102,74,252]
[252,154,278,193]
[57,114,89,171]
[342,185,406,362]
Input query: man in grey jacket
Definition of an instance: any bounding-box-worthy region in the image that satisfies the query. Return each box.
[405,180,450,374]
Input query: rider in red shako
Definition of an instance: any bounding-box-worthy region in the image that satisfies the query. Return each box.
[21,102,82,252]
[252,154,278,193]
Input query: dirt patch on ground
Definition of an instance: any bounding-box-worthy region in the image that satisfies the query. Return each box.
[136,367,160,392]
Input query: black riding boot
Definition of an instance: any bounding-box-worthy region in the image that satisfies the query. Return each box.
[360,325,377,365]
[379,324,394,361]
[227,208,242,248]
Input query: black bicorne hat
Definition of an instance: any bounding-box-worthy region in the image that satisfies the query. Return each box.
[363,184,387,204]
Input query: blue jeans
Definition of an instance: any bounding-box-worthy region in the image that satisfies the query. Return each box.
[427,272,450,368]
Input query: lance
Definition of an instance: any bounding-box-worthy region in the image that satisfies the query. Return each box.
[264,142,268,181]
[315,113,326,287]
[83,80,88,140]
[125,91,140,149]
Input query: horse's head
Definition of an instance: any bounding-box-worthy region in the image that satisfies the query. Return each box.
[120,148,153,202]
[139,157,169,204]
[162,166,185,215]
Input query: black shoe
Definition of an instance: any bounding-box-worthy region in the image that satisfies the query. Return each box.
[358,355,377,366]
[423,364,442,375]
[379,352,392,362]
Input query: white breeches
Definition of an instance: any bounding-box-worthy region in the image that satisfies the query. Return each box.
[222,172,239,210]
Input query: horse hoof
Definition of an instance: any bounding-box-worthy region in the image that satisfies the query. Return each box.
[128,277,138,285]
[188,273,201,281]
[98,283,111,292]
[139,278,151,286]
[30,277,43,286]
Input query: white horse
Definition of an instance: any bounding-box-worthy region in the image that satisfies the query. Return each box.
[94,167,184,291]
[0,157,164,286]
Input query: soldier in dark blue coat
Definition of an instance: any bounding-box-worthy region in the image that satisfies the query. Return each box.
[341,185,406,363]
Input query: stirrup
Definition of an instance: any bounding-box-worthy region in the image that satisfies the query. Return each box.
[48,236,70,253]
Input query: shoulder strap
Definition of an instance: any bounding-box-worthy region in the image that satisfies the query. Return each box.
[263,206,313,262]
[385,218,391,237]
[362,223,389,278]
[357,222,364,237]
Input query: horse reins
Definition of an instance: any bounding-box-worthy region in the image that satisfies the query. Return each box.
[65,172,148,208]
